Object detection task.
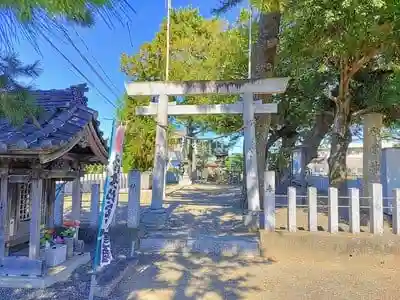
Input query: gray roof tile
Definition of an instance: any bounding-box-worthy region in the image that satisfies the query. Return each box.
[0,84,107,153]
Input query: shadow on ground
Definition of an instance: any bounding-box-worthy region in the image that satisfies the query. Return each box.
[111,253,269,300]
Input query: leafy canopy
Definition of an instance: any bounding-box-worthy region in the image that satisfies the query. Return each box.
[0,0,134,51]
[0,52,42,124]
[283,0,400,84]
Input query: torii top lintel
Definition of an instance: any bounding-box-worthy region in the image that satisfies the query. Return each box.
[125,78,290,96]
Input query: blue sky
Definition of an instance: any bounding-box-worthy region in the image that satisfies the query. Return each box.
[16,0,244,147]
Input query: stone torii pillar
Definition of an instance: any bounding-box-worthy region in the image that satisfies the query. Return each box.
[125,78,289,229]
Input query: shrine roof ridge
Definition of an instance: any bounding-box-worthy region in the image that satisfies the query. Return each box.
[0,84,107,154]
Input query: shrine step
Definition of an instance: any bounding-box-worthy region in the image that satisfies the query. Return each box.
[139,235,260,257]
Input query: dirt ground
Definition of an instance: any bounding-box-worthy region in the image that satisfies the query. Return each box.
[114,247,400,300]
[112,184,400,300]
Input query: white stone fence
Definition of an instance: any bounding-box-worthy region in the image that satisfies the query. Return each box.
[55,171,180,228]
[58,171,179,195]
[55,170,400,236]
[263,183,400,235]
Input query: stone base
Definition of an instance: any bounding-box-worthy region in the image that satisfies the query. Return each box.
[141,208,167,229]
[243,211,259,231]
[0,252,90,289]
[179,175,192,186]
[139,235,260,257]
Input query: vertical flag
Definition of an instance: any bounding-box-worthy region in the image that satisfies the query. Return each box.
[97,124,126,267]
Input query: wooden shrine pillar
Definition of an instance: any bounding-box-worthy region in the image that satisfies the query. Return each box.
[71,177,81,241]
[0,169,8,259]
[46,179,56,228]
[90,183,100,228]
[29,178,43,260]
[54,183,65,227]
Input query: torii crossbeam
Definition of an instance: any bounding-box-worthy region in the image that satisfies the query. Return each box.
[125,78,289,228]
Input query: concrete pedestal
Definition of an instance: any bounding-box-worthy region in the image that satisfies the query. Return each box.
[243,211,259,231]
[179,174,192,186]
[362,113,383,225]
[45,244,67,267]
[179,162,191,185]
[128,171,141,229]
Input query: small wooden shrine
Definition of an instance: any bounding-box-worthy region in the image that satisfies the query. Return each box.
[0,84,108,276]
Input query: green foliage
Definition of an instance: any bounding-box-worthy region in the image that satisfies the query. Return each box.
[118,93,176,172]
[283,0,400,70]
[279,0,400,186]
[119,94,157,172]
[120,8,252,170]
[84,164,105,174]
[1,0,106,24]
[121,8,250,135]
[225,153,243,170]
[0,52,42,124]
[213,0,283,14]
[0,0,132,50]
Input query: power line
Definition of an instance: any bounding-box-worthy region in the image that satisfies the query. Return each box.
[38,30,117,109]
[34,4,139,113]
[127,22,134,48]
[71,27,121,93]
[60,27,121,100]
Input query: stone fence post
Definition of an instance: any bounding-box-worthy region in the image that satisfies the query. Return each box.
[128,171,141,228]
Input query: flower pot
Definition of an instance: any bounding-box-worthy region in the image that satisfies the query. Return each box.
[45,244,67,267]
[64,237,74,258]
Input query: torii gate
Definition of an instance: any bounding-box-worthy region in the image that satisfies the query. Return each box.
[125,78,289,228]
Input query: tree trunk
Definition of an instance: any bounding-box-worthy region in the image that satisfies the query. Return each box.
[252,11,281,206]
[301,111,335,177]
[328,103,352,189]
[277,134,298,184]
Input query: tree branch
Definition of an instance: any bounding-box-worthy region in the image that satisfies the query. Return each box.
[348,49,379,79]
[352,107,378,118]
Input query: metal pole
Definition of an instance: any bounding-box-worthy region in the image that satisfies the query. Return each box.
[248,3,253,80]
[163,0,172,199]
[165,0,171,81]
[88,120,116,300]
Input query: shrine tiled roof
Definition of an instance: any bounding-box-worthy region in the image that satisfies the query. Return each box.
[0,84,107,154]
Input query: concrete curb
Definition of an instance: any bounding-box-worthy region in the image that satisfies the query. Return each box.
[165,184,186,196]
[139,236,260,257]
[259,231,400,257]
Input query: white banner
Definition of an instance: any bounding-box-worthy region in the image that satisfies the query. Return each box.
[99,124,125,267]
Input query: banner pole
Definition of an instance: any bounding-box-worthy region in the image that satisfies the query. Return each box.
[88,119,116,300]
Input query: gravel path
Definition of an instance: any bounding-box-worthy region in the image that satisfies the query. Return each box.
[159,184,248,237]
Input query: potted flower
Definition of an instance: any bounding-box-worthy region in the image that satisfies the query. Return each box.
[40,228,67,266]
[40,228,55,249]
[61,220,80,258]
